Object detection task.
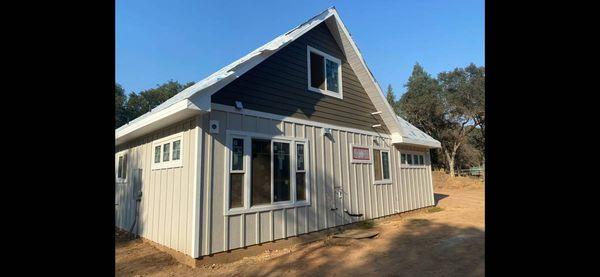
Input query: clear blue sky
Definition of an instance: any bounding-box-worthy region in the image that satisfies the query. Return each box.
[117,0,484,99]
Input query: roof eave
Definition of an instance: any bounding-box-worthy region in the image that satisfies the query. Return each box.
[115,98,207,146]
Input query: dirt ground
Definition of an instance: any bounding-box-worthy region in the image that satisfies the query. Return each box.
[116,172,484,276]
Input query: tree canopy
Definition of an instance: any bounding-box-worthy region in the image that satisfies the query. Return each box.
[396,63,485,176]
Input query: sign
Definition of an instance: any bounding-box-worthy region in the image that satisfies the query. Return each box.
[352,146,371,163]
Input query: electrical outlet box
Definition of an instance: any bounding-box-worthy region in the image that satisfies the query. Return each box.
[209,120,219,134]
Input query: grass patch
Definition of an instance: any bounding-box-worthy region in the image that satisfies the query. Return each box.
[357,220,375,229]
[427,206,444,213]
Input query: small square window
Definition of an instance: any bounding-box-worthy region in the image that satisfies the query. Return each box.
[154,145,161,163]
[172,140,181,161]
[163,143,170,162]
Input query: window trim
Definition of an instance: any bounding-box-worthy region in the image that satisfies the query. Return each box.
[372,146,392,185]
[306,45,343,99]
[151,133,184,170]
[224,130,311,216]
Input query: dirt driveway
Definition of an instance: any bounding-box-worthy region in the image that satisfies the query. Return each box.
[116,175,484,276]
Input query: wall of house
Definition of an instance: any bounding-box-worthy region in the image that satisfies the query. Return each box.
[395,145,436,212]
[115,116,199,256]
[198,106,434,256]
[212,22,390,134]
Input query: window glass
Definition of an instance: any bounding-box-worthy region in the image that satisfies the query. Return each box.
[419,155,424,165]
[154,145,161,163]
[401,153,406,164]
[413,155,419,165]
[163,143,170,162]
[407,154,413,165]
[121,154,127,179]
[373,149,382,181]
[232,138,244,171]
[251,139,271,206]
[382,151,390,180]
[229,173,244,208]
[310,52,325,89]
[325,59,339,93]
[273,142,291,202]
[296,172,306,201]
[118,156,123,178]
[172,140,181,161]
[297,144,305,171]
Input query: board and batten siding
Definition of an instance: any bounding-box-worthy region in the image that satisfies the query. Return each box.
[212,22,390,135]
[115,116,199,256]
[199,107,434,256]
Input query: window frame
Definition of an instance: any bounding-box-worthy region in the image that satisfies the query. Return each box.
[116,150,128,183]
[151,133,184,170]
[371,146,392,185]
[306,45,343,99]
[399,150,428,168]
[295,141,308,203]
[224,130,311,215]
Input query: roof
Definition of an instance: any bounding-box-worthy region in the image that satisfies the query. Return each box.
[396,116,441,148]
[116,7,440,149]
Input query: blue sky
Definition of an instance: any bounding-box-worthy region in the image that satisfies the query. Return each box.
[116,0,484,99]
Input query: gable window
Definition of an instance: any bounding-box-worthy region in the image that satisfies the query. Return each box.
[373,148,391,184]
[226,131,310,215]
[307,46,343,99]
[152,133,184,170]
[116,153,127,181]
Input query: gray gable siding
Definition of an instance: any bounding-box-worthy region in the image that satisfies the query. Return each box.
[212,23,390,134]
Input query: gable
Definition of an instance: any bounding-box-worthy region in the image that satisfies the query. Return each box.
[212,22,390,134]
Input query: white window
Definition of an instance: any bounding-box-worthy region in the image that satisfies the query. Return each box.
[116,152,127,182]
[400,151,427,168]
[307,46,343,99]
[152,133,183,170]
[225,131,310,215]
[372,148,392,184]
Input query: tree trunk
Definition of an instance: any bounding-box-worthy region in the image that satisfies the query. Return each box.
[448,157,456,178]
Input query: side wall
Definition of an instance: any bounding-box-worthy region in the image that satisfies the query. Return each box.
[395,145,436,212]
[115,116,198,256]
[199,106,434,256]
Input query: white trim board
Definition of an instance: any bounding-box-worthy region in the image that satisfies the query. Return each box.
[212,103,390,139]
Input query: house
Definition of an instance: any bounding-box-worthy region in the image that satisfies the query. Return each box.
[115,7,441,260]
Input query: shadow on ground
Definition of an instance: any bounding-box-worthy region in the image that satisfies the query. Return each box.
[238,219,484,277]
[434,193,450,205]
